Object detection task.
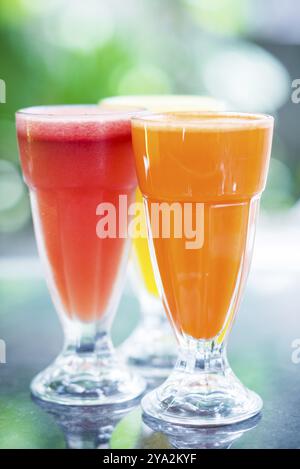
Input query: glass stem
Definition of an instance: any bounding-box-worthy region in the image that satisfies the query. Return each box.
[62,320,114,359]
[139,293,168,330]
[175,338,228,376]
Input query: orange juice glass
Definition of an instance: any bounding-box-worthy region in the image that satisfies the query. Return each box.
[131,111,274,426]
[16,105,145,405]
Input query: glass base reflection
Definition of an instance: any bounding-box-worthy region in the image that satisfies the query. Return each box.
[33,396,140,449]
[143,413,261,449]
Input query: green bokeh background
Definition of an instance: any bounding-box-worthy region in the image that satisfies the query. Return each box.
[0,0,300,241]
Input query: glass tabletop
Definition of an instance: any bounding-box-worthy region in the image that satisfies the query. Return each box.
[0,253,300,449]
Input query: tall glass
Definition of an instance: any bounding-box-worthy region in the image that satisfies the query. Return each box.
[16,106,145,405]
[100,95,225,379]
[131,111,274,426]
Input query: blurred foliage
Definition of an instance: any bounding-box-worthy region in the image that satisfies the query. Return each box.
[184,0,250,35]
[0,394,64,449]
[110,408,142,449]
[0,0,299,237]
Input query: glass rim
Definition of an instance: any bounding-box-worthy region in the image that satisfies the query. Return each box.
[16,104,145,119]
[131,111,274,128]
[101,94,226,104]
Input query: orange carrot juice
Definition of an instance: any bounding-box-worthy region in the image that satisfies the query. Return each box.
[132,113,273,340]
[17,107,137,323]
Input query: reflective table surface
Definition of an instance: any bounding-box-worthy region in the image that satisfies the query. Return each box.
[1,218,300,449]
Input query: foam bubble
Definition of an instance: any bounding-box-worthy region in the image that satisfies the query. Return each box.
[16,106,139,141]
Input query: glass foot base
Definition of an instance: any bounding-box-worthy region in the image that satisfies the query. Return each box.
[120,321,177,381]
[31,352,146,406]
[143,413,261,449]
[142,367,262,427]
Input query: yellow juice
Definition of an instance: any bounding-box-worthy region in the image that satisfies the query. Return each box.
[132,190,159,297]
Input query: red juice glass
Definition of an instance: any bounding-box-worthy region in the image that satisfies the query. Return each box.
[16,105,145,405]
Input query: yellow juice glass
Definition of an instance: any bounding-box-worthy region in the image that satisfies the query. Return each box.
[100,95,226,381]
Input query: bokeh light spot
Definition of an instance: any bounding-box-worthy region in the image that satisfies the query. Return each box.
[203,43,290,112]
[43,0,115,53]
[117,64,172,95]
